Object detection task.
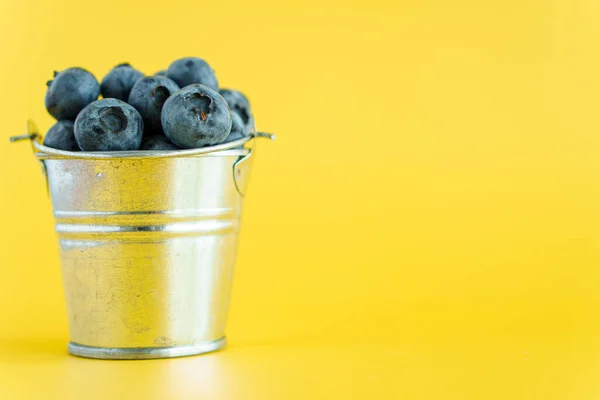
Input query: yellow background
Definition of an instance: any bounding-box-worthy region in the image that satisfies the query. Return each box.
[1,0,600,398]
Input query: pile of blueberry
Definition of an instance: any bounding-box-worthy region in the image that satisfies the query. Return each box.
[43,57,253,151]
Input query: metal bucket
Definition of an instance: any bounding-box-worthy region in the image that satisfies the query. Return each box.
[12,121,274,359]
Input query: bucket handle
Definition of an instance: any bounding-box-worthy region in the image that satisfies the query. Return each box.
[232,116,275,197]
[9,120,50,195]
[233,125,275,196]
[9,120,41,151]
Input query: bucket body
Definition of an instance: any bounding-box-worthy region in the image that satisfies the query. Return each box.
[36,143,254,359]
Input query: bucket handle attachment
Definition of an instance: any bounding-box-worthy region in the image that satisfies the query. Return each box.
[9,120,41,152]
[233,132,275,197]
[9,120,50,195]
[9,133,37,142]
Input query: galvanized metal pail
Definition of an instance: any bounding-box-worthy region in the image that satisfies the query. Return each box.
[12,121,274,360]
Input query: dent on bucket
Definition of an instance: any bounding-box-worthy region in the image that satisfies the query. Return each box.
[9,57,275,360]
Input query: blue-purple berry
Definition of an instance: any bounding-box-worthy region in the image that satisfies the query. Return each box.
[100,63,144,101]
[128,76,179,135]
[43,120,79,151]
[74,98,143,151]
[219,89,253,133]
[140,135,179,150]
[45,68,99,120]
[161,84,231,148]
[167,57,218,90]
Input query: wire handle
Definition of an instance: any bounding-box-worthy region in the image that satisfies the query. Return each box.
[255,132,276,140]
[9,120,41,159]
[9,121,48,195]
[10,133,38,142]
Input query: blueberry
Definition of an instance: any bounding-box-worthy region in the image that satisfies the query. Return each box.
[43,120,79,151]
[223,112,246,144]
[161,84,232,148]
[140,135,179,150]
[167,57,218,90]
[219,89,253,133]
[155,70,167,76]
[100,63,144,101]
[128,76,179,135]
[74,99,143,151]
[45,68,99,120]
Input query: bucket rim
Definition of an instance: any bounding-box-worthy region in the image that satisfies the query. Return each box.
[32,134,253,160]
[11,120,275,160]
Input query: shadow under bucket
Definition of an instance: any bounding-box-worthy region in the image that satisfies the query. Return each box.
[12,121,275,359]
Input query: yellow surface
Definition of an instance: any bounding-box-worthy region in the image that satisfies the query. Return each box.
[2,0,600,398]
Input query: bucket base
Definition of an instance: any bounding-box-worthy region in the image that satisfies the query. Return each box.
[68,337,227,360]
